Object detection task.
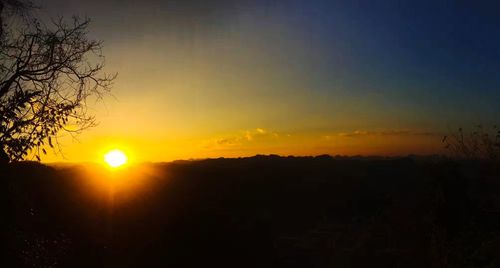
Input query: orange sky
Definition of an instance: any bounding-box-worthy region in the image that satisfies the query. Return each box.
[44,121,443,163]
[36,0,499,163]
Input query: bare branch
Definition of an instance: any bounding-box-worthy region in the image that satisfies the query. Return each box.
[0,15,116,161]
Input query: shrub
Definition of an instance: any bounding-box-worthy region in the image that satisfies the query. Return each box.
[443,125,500,161]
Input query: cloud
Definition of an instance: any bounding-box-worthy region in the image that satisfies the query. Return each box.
[203,127,281,149]
[335,129,438,138]
[216,138,240,146]
[256,128,266,134]
[245,131,253,141]
[244,128,270,141]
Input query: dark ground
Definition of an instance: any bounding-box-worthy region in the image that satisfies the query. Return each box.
[2,155,500,267]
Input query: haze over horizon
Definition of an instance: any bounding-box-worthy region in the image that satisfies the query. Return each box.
[33,0,500,162]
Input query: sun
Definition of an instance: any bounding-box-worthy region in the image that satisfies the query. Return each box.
[104,149,128,168]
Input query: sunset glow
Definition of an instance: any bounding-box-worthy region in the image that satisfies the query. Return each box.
[35,1,500,163]
[4,1,500,267]
[104,149,128,168]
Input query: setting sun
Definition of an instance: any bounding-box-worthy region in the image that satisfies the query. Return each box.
[104,149,128,168]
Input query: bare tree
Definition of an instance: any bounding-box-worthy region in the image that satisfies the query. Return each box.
[0,10,116,162]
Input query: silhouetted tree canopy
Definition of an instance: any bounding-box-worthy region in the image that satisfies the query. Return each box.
[0,1,115,162]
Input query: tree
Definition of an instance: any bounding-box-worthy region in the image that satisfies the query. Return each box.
[0,3,116,162]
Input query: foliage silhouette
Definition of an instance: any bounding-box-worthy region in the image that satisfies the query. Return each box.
[0,1,115,161]
[443,125,500,161]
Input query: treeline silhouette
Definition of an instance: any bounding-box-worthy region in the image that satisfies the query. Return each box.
[2,155,500,267]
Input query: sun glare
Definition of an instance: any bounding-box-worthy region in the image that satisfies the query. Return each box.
[104,149,128,168]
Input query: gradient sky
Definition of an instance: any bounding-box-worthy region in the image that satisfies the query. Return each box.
[34,0,500,162]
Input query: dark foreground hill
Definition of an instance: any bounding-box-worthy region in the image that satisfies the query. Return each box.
[2,156,500,267]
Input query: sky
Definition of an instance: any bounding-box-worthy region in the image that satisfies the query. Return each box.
[33,0,500,162]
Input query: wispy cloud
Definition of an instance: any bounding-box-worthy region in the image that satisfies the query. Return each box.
[215,138,240,146]
[333,129,438,138]
[203,128,282,149]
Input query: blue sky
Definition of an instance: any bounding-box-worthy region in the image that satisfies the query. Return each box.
[36,0,500,161]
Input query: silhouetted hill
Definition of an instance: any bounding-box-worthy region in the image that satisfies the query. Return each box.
[2,156,500,267]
